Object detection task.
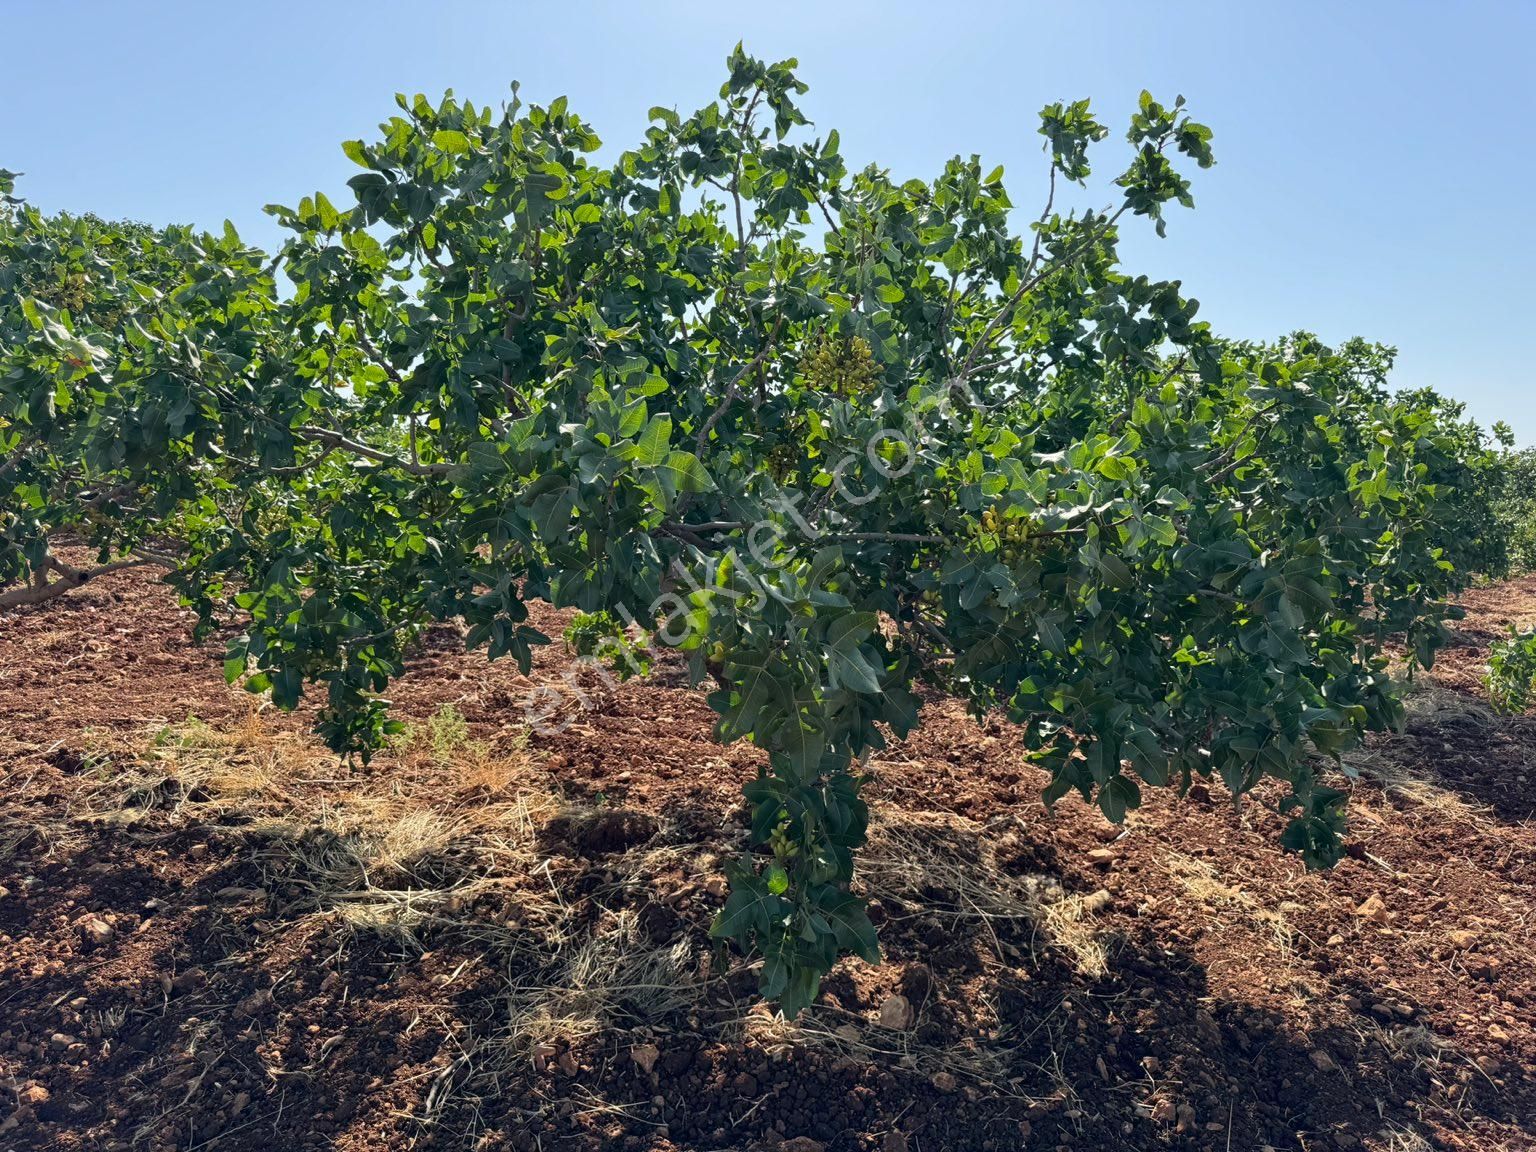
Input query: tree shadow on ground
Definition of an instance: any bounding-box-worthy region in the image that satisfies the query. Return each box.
[4,763,1533,1152]
[1393,705,1536,822]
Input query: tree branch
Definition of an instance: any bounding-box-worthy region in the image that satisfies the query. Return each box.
[694,312,785,453]
[294,426,454,476]
[951,200,1128,388]
[0,552,176,610]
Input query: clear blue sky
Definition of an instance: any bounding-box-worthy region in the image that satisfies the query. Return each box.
[6,1,1533,438]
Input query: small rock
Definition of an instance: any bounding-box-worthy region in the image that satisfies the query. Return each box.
[1082,889,1113,915]
[557,1049,579,1077]
[704,877,728,899]
[234,990,272,1018]
[732,1071,758,1096]
[930,1071,957,1093]
[1309,1048,1338,1072]
[780,1140,825,1152]
[1354,895,1388,924]
[172,968,208,994]
[631,1043,659,1074]
[1151,1098,1176,1124]
[0,886,10,900]
[188,844,208,860]
[18,1084,49,1107]
[532,1042,557,1073]
[1447,929,1478,949]
[878,993,913,1031]
[1140,1056,1161,1076]
[1087,848,1118,869]
[1469,956,1502,980]
[1175,1102,1196,1132]
[77,916,115,948]
[883,1131,909,1152]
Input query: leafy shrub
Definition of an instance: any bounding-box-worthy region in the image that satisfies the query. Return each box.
[563,610,652,678]
[1488,627,1536,713]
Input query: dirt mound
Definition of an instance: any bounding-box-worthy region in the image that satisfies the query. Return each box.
[1,563,1533,1151]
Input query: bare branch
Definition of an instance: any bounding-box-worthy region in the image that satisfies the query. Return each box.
[817,531,949,546]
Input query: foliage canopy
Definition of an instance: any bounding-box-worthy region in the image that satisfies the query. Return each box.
[0,50,1507,1015]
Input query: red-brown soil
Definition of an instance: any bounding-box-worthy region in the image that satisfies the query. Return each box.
[1,566,1533,1152]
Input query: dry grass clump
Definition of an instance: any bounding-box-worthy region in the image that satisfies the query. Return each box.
[497,908,704,1060]
[740,1003,1023,1090]
[1374,1123,1435,1152]
[1161,850,1296,960]
[1036,892,1112,980]
[1347,745,1492,827]
[862,810,1044,924]
[75,704,727,1127]
[863,809,1115,980]
[72,703,560,953]
[73,709,324,827]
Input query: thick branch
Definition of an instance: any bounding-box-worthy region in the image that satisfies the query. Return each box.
[0,553,174,610]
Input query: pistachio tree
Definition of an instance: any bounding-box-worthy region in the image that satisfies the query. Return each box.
[0,51,1499,1015]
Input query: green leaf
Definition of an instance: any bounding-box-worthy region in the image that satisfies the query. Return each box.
[655,450,714,496]
[432,129,472,154]
[819,890,879,963]
[1097,774,1141,824]
[710,879,786,940]
[629,414,672,467]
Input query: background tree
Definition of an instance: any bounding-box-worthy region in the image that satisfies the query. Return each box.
[0,179,281,605]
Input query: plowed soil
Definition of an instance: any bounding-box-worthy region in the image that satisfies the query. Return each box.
[1,564,1533,1152]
